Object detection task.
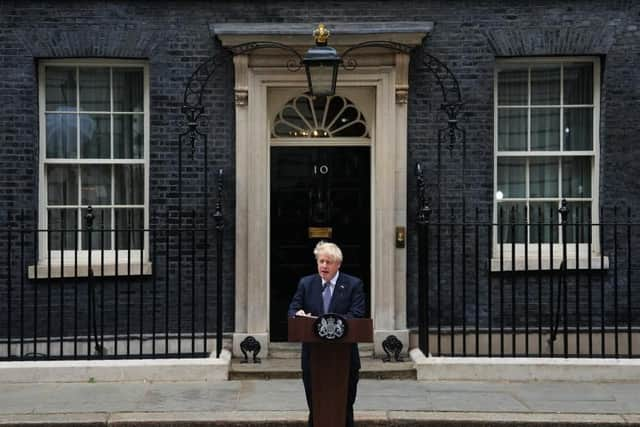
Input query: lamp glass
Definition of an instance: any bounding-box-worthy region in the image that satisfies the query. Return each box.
[305,62,338,97]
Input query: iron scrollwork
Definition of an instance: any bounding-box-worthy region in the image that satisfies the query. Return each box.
[340,40,412,71]
[230,41,304,72]
[239,336,262,363]
[340,41,464,150]
[415,163,432,225]
[214,169,224,231]
[382,334,404,362]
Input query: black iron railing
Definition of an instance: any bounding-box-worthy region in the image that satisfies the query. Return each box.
[0,205,225,361]
[416,202,640,358]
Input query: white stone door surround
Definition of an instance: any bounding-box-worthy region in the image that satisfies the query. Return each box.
[212,22,432,357]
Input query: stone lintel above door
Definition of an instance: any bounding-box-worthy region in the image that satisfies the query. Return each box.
[211,22,433,49]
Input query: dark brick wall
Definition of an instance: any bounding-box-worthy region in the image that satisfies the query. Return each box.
[1,0,639,342]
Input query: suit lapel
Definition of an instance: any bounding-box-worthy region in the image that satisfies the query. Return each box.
[328,275,347,313]
[311,275,324,315]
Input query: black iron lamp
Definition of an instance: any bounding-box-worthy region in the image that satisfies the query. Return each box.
[302,24,342,97]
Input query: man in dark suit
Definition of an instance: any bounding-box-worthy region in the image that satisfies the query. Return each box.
[288,241,365,427]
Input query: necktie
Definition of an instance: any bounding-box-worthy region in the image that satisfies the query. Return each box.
[322,283,332,314]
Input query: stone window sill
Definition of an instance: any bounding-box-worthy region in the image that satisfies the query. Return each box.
[28,262,153,280]
[490,256,609,272]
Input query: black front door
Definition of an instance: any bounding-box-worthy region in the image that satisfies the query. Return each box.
[270,146,371,341]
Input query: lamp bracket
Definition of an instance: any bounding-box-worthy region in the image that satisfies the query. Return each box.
[230,41,304,72]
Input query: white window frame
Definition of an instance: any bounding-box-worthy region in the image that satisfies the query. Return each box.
[492,57,603,270]
[35,59,150,276]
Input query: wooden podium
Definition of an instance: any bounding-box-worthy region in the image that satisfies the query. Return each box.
[288,316,373,427]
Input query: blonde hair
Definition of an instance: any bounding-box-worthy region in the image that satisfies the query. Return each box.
[313,241,343,263]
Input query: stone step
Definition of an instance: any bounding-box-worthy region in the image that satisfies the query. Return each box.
[229,356,415,380]
[268,342,374,359]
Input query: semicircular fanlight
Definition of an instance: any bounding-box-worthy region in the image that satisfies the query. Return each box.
[272,94,369,138]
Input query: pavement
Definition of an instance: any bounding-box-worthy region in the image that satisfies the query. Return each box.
[2,377,640,426]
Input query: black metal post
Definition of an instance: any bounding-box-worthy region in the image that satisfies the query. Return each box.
[60,210,65,358]
[510,206,516,357]
[416,163,431,356]
[627,207,632,358]
[559,199,569,358]
[614,206,619,357]
[20,210,25,358]
[7,212,12,359]
[85,207,102,357]
[152,211,157,357]
[214,169,224,358]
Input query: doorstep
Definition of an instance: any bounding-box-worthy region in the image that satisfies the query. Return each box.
[229,356,416,380]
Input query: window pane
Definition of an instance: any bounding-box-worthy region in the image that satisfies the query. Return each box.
[497,202,526,244]
[531,66,560,105]
[531,108,560,150]
[47,165,78,205]
[530,157,558,198]
[46,114,77,158]
[114,165,144,205]
[498,108,527,151]
[562,157,591,197]
[295,96,314,126]
[281,105,307,131]
[564,108,593,150]
[113,68,143,112]
[45,67,76,111]
[331,105,367,137]
[530,202,559,244]
[115,208,144,250]
[113,114,144,158]
[564,63,593,105]
[47,209,78,251]
[81,165,111,205]
[81,208,111,250]
[79,68,110,111]
[312,95,328,127]
[333,121,367,137]
[80,114,110,158]
[326,96,345,125]
[498,69,528,105]
[566,202,592,244]
[273,122,299,137]
[497,158,526,198]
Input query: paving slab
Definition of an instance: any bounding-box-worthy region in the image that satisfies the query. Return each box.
[1,379,640,426]
[427,391,529,412]
[0,413,109,426]
[388,411,630,425]
[135,382,239,412]
[32,383,147,414]
[509,382,617,401]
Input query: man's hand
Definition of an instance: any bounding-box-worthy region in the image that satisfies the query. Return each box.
[296,309,311,317]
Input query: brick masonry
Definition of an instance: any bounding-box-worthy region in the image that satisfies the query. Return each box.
[0,1,639,342]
